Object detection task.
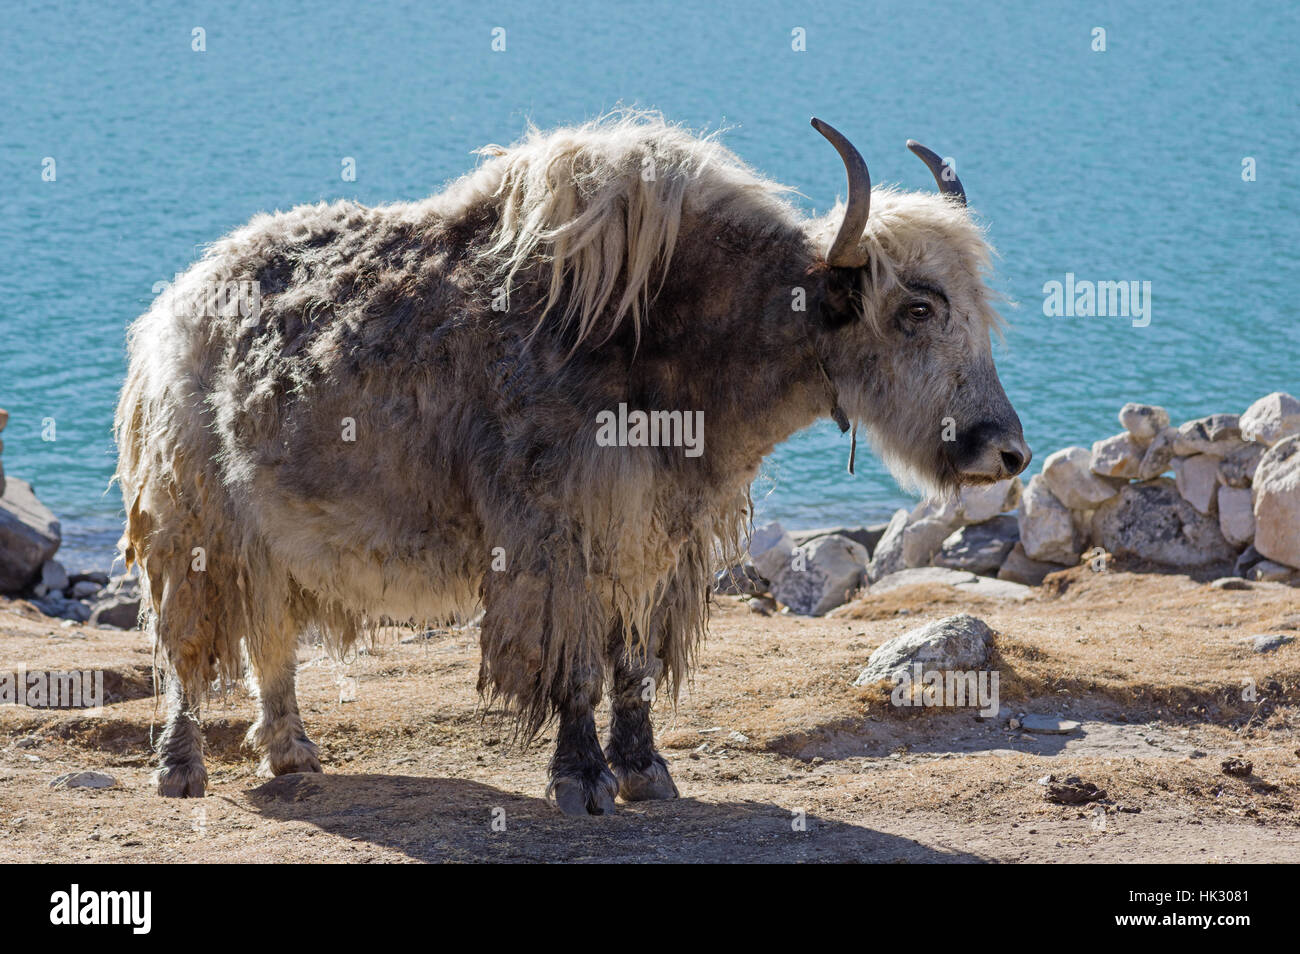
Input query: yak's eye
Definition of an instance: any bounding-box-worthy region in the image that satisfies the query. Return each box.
[906,301,933,320]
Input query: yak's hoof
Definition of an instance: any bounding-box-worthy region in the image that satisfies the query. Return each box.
[547,769,618,816]
[259,738,322,778]
[156,761,207,798]
[613,754,679,802]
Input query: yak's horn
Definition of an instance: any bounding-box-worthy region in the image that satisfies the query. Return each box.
[811,118,870,268]
[907,140,966,206]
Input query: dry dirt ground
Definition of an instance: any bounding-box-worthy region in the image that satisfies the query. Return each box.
[1,568,1297,863]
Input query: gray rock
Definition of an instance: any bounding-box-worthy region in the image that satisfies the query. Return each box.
[771,533,868,616]
[1234,544,1264,578]
[1173,454,1220,516]
[69,580,103,600]
[1043,446,1122,509]
[713,562,766,597]
[933,515,1020,574]
[866,509,909,583]
[1245,633,1294,652]
[869,567,979,593]
[50,771,118,790]
[1248,560,1295,583]
[749,521,795,583]
[901,517,955,569]
[1090,433,1144,479]
[69,570,111,586]
[1240,392,1300,447]
[1172,415,1247,457]
[1217,485,1255,548]
[852,614,993,687]
[790,525,885,557]
[40,560,69,592]
[89,594,142,629]
[1020,714,1081,735]
[997,542,1069,586]
[1252,434,1300,570]
[1091,479,1236,567]
[957,576,1034,601]
[1138,426,1179,479]
[0,478,62,593]
[1217,442,1265,488]
[1119,403,1170,443]
[1018,474,1083,564]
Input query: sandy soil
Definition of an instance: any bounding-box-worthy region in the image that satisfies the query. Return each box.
[1,568,1297,863]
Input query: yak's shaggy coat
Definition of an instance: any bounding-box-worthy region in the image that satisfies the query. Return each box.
[116,113,1018,808]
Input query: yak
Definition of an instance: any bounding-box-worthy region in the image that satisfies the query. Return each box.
[115,113,1029,815]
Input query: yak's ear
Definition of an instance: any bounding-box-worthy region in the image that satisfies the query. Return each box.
[817,265,861,329]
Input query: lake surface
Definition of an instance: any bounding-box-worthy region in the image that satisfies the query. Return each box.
[1,0,1296,571]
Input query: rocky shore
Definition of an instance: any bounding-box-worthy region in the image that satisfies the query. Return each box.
[0,409,140,628]
[722,391,1300,616]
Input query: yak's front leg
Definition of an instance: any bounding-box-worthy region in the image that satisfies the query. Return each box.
[604,639,679,801]
[155,675,208,798]
[546,664,618,816]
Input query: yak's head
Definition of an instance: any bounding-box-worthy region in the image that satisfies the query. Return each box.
[807,118,1030,495]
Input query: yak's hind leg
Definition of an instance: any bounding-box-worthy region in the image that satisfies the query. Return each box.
[247,621,320,777]
[155,675,208,797]
[547,662,619,816]
[604,632,679,802]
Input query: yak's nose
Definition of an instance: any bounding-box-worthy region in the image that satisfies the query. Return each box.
[998,437,1031,477]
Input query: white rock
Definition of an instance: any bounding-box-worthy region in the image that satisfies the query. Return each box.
[1217,443,1265,488]
[50,771,118,790]
[1171,415,1246,457]
[749,521,795,583]
[1118,403,1170,443]
[1217,485,1255,548]
[1090,433,1144,479]
[1173,454,1220,516]
[40,560,69,592]
[770,533,868,616]
[866,509,909,583]
[997,542,1068,586]
[1018,475,1082,564]
[1043,446,1121,509]
[1138,426,1178,479]
[1240,392,1300,447]
[955,477,1023,524]
[910,495,960,525]
[852,614,993,687]
[869,567,979,593]
[1252,434,1300,569]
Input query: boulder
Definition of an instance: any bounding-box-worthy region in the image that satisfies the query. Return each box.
[1234,544,1264,579]
[955,477,1023,523]
[1018,475,1083,564]
[933,515,1020,574]
[1171,415,1247,457]
[866,509,909,583]
[1118,403,1170,443]
[1042,446,1122,509]
[1252,434,1300,569]
[852,614,993,687]
[1090,433,1144,479]
[1217,486,1255,548]
[789,525,885,557]
[749,522,795,583]
[770,533,868,616]
[89,594,142,629]
[41,559,70,592]
[1240,392,1300,447]
[1091,479,1236,567]
[997,542,1069,586]
[0,478,62,593]
[1173,454,1220,516]
[1138,426,1179,479]
[713,562,766,596]
[1217,443,1265,488]
[869,567,979,593]
[1249,560,1295,583]
[901,517,954,568]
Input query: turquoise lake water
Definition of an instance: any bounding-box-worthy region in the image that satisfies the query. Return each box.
[1,0,1297,572]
